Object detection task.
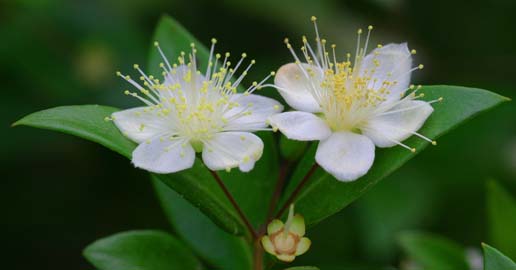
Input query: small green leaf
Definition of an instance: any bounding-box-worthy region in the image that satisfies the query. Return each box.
[13,105,135,157]
[483,243,516,270]
[83,230,202,270]
[280,85,509,226]
[487,180,516,259]
[153,178,252,269]
[283,267,320,270]
[398,231,469,270]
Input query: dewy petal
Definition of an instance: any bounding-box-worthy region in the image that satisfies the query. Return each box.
[295,237,311,256]
[267,219,284,235]
[315,131,375,182]
[275,62,322,113]
[268,111,331,141]
[363,100,433,148]
[223,93,283,131]
[261,236,277,255]
[132,137,195,174]
[202,132,263,172]
[360,43,412,102]
[112,107,171,143]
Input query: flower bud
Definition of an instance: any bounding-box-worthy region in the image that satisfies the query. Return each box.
[261,205,311,262]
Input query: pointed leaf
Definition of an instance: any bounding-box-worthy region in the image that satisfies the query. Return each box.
[153,178,252,269]
[487,180,516,259]
[483,243,516,270]
[280,85,509,226]
[83,230,202,270]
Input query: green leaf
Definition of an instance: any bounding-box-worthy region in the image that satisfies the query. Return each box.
[153,177,252,269]
[398,231,469,270]
[14,104,245,234]
[83,230,202,270]
[487,180,516,260]
[280,85,509,226]
[13,105,135,157]
[283,267,320,270]
[483,243,516,270]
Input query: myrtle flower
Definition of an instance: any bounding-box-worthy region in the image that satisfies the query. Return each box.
[269,17,441,181]
[261,205,311,262]
[109,40,283,174]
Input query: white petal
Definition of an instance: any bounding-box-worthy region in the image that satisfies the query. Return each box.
[223,94,283,131]
[112,107,171,143]
[268,111,331,141]
[202,132,263,172]
[275,63,322,112]
[360,43,412,102]
[315,131,375,182]
[132,137,195,174]
[362,100,433,147]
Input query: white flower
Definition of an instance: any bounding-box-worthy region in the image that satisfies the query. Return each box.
[109,40,283,174]
[268,17,441,182]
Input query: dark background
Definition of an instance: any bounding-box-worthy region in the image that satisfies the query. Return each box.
[2,0,516,269]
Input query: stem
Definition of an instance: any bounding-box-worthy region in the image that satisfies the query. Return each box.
[260,160,290,234]
[209,170,258,239]
[253,238,264,270]
[274,163,319,219]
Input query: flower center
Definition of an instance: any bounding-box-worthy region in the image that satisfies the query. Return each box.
[270,230,300,255]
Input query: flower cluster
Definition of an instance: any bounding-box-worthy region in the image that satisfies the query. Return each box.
[109,17,439,262]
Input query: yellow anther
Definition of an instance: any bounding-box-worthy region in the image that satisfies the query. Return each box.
[411,148,416,153]
[438,97,444,102]
[411,49,417,54]
[357,28,363,34]
[211,38,217,44]
[251,59,256,64]
[310,16,317,22]
[133,64,139,69]
[274,105,280,110]
[153,41,159,47]
[432,141,437,145]
[190,42,195,48]
[418,64,424,69]
[331,44,336,48]
[116,71,121,76]
[284,38,289,44]
[124,90,130,95]
[270,71,276,76]
[225,52,230,57]
[368,25,373,30]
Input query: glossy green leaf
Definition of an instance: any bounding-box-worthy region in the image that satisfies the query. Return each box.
[398,231,469,270]
[280,85,509,226]
[14,104,244,234]
[153,178,252,269]
[487,180,516,259]
[13,105,135,157]
[83,230,202,270]
[483,243,516,270]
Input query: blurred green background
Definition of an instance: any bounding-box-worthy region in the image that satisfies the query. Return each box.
[2,0,516,269]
